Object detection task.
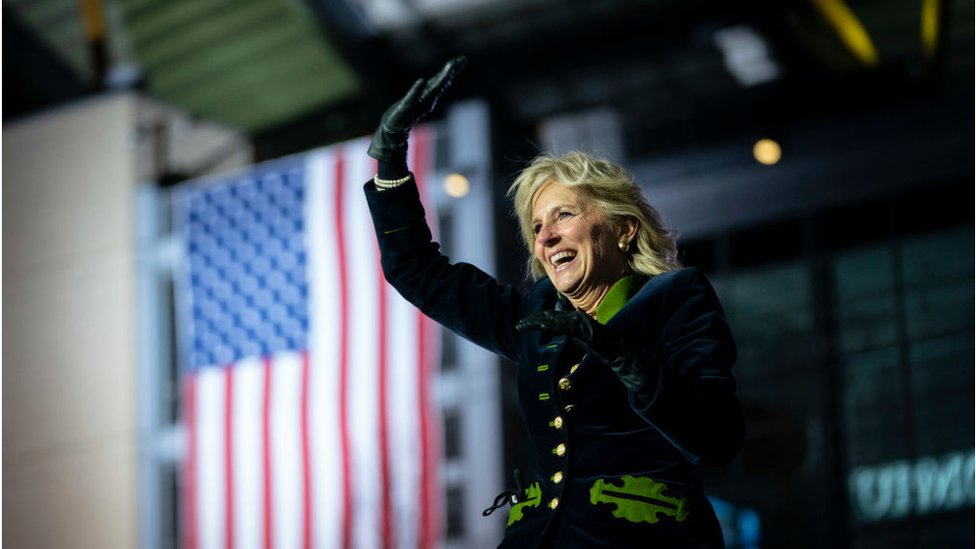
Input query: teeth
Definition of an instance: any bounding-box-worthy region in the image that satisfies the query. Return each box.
[550,251,576,266]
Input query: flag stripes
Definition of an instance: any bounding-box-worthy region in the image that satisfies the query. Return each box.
[332,152,353,549]
[412,129,441,549]
[224,366,234,549]
[178,133,440,549]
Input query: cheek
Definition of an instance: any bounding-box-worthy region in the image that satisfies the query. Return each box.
[533,242,549,267]
[577,220,604,250]
[582,222,616,260]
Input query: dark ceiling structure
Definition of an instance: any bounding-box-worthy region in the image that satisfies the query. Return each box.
[4,0,974,162]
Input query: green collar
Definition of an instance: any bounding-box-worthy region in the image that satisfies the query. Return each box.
[593,274,646,325]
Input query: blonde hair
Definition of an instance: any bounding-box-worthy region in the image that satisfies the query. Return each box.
[508,151,680,280]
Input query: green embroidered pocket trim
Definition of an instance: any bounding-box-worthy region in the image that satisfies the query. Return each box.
[589,475,689,524]
[507,482,542,526]
[538,392,550,401]
[536,364,550,372]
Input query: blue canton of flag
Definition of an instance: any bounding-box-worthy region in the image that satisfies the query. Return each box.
[184,159,309,370]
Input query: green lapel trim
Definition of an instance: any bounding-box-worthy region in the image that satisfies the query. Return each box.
[594,274,645,325]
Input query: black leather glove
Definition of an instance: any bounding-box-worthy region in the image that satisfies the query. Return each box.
[516,310,599,348]
[368,56,466,179]
[516,310,651,391]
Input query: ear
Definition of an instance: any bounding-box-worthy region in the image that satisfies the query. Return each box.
[618,216,639,243]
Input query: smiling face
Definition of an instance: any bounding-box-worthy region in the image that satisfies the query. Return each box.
[531,182,635,312]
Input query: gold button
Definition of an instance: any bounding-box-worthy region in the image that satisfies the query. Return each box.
[563,404,577,414]
[549,497,560,509]
[570,363,580,374]
[551,471,564,484]
[558,377,572,391]
[554,443,566,456]
[552,416,564,429]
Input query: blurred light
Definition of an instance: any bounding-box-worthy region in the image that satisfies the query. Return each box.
[443,173,470,198]
[709,496,762,549]
[713,26,780,87]
[753,139,782,165]
[811,0,878,66]
[921,0,941,56]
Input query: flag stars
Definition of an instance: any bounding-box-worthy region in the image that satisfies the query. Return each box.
[183,158,310,368]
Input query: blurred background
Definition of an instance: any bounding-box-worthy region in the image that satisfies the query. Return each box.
[3,0,974,548]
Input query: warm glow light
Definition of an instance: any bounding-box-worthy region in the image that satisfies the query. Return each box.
[811,0,879,66]
[443,173,470,197]
[753,138,782,165]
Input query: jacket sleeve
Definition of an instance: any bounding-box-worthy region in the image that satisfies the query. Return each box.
[619,269,744,466]
[363,179,523,364]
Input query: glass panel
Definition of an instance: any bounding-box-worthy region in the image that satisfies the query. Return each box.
[714,262,816,397]
[900,229,973,286]
[834,244,908,466]
[910,334,974,456]
[902,227,975,456]
[711,261,826,548]
[839,225,975,534]
[902,228,975,341]
[833,245,897,355]
[842,346,908,465]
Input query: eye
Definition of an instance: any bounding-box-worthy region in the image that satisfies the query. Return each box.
[557,210,573,221]
[533,223,542,235]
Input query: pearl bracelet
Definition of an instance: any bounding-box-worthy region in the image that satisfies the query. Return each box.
[373,173,412,189]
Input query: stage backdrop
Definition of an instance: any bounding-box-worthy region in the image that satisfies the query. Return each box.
[174,129,441,549]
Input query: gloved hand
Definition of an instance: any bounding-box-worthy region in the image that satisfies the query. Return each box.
[516,310,600,348]
[516,310,652,391]
[367,56,467,178]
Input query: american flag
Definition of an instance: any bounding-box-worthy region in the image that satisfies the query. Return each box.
[176,130,441,549]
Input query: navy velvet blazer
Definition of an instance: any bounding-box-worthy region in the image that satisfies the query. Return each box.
[365,180,744,548]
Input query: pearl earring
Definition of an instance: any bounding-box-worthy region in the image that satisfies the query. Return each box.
[618,241,630,252]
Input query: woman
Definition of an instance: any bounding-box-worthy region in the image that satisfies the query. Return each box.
[364,58,744,548]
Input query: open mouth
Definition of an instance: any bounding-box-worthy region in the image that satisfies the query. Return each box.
[549,250,577,270]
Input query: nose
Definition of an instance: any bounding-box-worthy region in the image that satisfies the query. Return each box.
[536,223,559,247]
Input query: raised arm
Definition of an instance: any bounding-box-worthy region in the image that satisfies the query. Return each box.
[363,58,525,364]
[367,56,466,186]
